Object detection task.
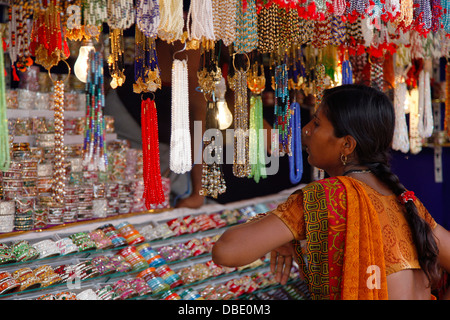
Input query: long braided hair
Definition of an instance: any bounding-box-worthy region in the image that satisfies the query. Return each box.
[322,84,440,287]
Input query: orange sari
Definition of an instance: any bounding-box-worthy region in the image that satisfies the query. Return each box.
[289,177,388,299]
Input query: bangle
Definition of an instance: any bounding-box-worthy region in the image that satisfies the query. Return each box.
[33,239,61,258]
[0,272,20,295]
[76,288,99,300]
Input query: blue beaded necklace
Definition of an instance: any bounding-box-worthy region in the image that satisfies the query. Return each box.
[289,101,303,184]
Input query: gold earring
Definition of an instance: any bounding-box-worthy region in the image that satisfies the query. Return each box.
[340,154,348,166]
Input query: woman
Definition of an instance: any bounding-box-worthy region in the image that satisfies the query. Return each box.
[212,84,450,300]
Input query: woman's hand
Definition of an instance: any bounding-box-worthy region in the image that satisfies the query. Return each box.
[270,242,295,285]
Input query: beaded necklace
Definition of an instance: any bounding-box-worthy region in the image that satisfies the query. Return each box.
[257,4,278,53]
[445,61,450,137]
[273,63,291,156]
[141,97,165,207]
[234,0,258,53]
[233,53,251,178]
[136,0,160,38]
[342,55,353,84]
[158,0,183,42]
[248,57,266,182]
[30,1,70,71]
[314,62,326,111]
[212,0,236,46]
[170,58,192,174]
[289,101,303,184]
[0,31,10,172]
[83,0,107,27]
[443,0,450,33]
[9,1,33,72]
[107,28,126,88]
[187,0,215,41]
[409,87,422,154]
[52,79,66,205]
[133,27,161,94]
[418,69,434,139]
[65,0,84,41]
[392,79,410,153]
[370,56,384,91]
[200,101,226,198]
[107,0,135,30]
[82,50,108,172]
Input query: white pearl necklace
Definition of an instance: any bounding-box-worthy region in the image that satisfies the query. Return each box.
[170,58,192,174]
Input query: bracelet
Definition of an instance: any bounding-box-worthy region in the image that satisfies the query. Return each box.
[0,272,20,295]
[33,239,61,258]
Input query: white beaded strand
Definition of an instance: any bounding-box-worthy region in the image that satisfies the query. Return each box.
[170,59,192,174]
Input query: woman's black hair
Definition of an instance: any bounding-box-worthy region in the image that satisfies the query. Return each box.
[322,84,440,287]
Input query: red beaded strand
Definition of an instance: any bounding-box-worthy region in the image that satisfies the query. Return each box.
[141,98,165,209]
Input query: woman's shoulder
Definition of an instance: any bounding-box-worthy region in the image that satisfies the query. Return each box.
[301,177,346,192]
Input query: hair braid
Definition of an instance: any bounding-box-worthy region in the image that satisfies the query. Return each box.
[366,161,440,287]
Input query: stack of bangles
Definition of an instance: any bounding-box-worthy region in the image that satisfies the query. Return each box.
[11,240,39,262]
[12,267,42,291]
[69,232,97,252]
[32,239,61,258]
[97,224,128,248]
[0,244,17,265]
[33,265,63,287]
[117,221,145,245]
[0,271,20,295]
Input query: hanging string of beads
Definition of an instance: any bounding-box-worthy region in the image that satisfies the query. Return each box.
[232,53,251,178]
[82,50,108,172]
[0,27,10,172]
[273,61,291,156]
[212,0,236,46]
[158,0,183,43]
[52,79,66,205]
[170,56,192,174]
[289,100,303,184]
[187,0,215,41]
[234,0,258,54]
[133,27,161,94]
[444,60,450,137]
[200,100,226,198]
[30,0,70,71]
[8,0,34,72]
[136,0,160,38]
[141,97,166,207]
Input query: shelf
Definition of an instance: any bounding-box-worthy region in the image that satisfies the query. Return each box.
[7,109,85,119]
[12,133,118,145]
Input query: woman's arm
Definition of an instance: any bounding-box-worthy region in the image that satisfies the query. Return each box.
[211,213,295,267]
[434,224,450,273]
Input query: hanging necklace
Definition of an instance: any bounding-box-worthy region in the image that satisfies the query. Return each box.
[141,97,165,208]
[289,100,303,184]
[273,62,291,156]
[212,0,236,46]
[30,1,70,71]
[158,0,183,42]
[392,78,410,153]
[133,26,161,93]
[233,53,251,178]
[170,57,192,174]
[83,50,108,172]
[200,101,226,198]
[444,61,450,137]
[248,56,266,183]
[0,28,10,172]
[234,0,258,53]
[49,60,71,205]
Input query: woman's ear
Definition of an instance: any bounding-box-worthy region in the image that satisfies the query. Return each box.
[342,135,357,156]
